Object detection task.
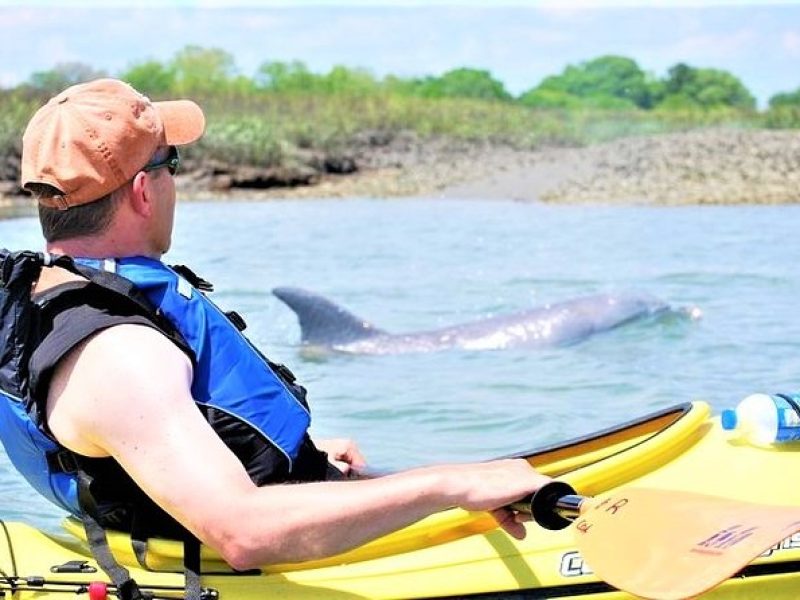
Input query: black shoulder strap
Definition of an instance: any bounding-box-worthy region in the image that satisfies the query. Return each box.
[69,263,173,327]
[39,259,196,361]
[9,250,176,340]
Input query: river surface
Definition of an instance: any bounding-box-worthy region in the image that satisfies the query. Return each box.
[2,198,800,530]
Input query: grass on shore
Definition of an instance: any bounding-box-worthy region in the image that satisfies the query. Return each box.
[2,89,799,171]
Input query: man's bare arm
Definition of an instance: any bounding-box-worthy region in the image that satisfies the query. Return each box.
[47,324,550,570]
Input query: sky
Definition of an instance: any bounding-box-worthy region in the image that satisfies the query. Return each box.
[1,1,799,106]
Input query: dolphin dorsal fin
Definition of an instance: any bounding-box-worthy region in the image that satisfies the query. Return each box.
[272,287,385,345]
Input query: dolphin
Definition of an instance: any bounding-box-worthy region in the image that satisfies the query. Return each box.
[272,287,696,354]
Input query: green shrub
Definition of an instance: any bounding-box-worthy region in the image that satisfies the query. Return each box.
[1,46,796,175]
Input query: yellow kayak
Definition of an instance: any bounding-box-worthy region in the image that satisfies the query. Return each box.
[1,400,799,599]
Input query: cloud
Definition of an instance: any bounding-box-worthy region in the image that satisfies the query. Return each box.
[663,28,757,62]
[0,6,43,28]
[784,30,800,55]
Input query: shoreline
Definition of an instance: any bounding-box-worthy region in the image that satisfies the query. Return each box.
[2,128,799,217]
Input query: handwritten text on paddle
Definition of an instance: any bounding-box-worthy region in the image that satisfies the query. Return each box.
[574,495,629,534]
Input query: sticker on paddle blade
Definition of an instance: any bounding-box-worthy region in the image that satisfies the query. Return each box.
[572,487,800,600]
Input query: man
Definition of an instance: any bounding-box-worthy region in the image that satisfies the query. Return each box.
[6,78,550,572]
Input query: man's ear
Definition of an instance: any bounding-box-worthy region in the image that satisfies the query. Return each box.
[129,171,154,217]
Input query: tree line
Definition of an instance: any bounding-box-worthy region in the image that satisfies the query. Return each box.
[11,46,800,112]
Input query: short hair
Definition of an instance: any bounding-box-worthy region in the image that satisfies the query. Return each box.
[29,183,126,243]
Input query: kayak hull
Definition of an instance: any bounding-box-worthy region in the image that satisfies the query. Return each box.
[2,401,799,599]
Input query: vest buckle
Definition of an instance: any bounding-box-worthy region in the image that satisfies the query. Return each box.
[46,450,79,473]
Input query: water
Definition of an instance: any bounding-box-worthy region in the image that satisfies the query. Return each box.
[2,198,800,530]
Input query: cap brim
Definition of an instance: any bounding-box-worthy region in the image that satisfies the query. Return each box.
[155,100,206,146]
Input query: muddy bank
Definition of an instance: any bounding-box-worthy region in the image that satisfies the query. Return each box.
[534,129,800,205]
[178,128,800,204]
[2,128,799,210]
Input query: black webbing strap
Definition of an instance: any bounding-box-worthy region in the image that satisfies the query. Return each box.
[128,514,203,600]
[129,512,150,571]
[183,536,203,600]
[77,471,150,600]
[70,265,164,323]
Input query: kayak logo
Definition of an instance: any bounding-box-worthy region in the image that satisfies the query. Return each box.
[559,551,594,577]
[560,533,800,577]
[761,532,800,557]
[692,524,757,555]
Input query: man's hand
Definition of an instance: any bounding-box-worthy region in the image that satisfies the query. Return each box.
[316,438,367,475]
[442,459,552,540]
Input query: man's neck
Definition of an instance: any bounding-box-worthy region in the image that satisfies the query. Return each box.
[46,236,160,260]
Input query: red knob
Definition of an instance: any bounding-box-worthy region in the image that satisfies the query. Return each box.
[88,581,109,600]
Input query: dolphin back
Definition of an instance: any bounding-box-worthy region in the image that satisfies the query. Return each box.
[273,287,385,346]
[273,287,696,354]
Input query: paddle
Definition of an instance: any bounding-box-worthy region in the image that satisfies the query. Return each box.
[517,481,800,600]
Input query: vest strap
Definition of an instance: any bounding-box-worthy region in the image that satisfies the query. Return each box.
[77,471,149,600]
[183,536,203,600]
[128,515,203,600]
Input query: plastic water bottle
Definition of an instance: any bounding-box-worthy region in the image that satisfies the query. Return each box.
[721,393,800,445]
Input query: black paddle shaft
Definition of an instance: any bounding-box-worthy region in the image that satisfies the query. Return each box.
[509,481,585,530]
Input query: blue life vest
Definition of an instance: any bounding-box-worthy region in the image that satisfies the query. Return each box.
[0,383,79,512]
[0,252,312,517]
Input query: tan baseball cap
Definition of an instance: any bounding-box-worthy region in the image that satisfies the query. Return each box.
[21,78,205,209]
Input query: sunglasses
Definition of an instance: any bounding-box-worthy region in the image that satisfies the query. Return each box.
[142,145,180,176]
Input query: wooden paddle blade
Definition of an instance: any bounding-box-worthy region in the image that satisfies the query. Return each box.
[573,487,800,600]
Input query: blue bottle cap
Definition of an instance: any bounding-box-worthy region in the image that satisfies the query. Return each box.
[721,409,738,430]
